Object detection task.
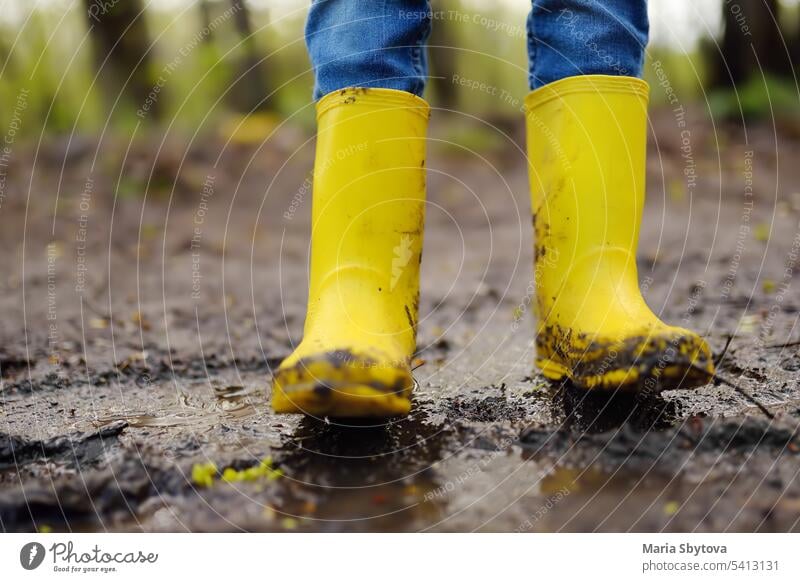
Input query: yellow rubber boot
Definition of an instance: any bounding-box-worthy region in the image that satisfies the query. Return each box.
[271,88,429,416]
[524,75,714,391]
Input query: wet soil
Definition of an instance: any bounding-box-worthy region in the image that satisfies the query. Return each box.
[2,107,800,531]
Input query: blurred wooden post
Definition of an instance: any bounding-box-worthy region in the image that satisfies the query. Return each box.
[228,0,274,112]
[712,0,788,88]
[199,0,216,45]
[83,0,159,119]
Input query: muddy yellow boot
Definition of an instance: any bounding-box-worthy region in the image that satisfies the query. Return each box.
[524,75,714,391]
[271,88,429,416]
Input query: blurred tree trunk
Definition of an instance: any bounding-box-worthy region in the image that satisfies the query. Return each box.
[199,0,216,45]
[711,0,788,88]
[83,0,158,118]
[428,0,458,108]
[228,0,274,112]
[794,6,800,66]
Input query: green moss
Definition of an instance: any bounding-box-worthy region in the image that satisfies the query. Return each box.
[221,457,283,483]
[192,457,282,489]
[191,461,218,488]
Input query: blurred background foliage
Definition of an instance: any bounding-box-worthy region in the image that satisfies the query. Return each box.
[1,0,799,140]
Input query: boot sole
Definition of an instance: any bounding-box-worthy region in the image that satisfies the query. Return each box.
[536,356,713,392]
[271,351,414,417]
[272,380,411,417]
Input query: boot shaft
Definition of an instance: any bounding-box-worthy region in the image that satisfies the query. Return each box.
[524,75,650,327]
[305,88,430,354]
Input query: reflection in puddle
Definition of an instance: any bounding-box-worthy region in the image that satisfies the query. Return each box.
[530,463,687,532]
[540,466,603,495]
[555,381,679,433]
[513,383,694,531]
[271,408,452,531]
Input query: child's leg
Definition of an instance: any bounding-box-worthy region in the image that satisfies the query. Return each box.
[523,0,714,392]
[527,0,648,89]
[272,1,432,417]
[306,0,431,99]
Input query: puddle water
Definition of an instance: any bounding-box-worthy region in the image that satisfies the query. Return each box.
[94,412,205,428]
[94,382,267,428]
[270,408,452,530]
[260,384,693,531]
[556,382,680,433]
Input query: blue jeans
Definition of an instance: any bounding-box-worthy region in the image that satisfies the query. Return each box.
[306,0,649,99]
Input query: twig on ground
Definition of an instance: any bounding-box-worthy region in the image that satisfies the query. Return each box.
[713,334,735,367]
[698,365,775,420]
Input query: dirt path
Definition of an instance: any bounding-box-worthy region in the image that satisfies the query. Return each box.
[2,108,800,532]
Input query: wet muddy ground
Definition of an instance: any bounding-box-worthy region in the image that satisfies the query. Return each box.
[2,107,800,532]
